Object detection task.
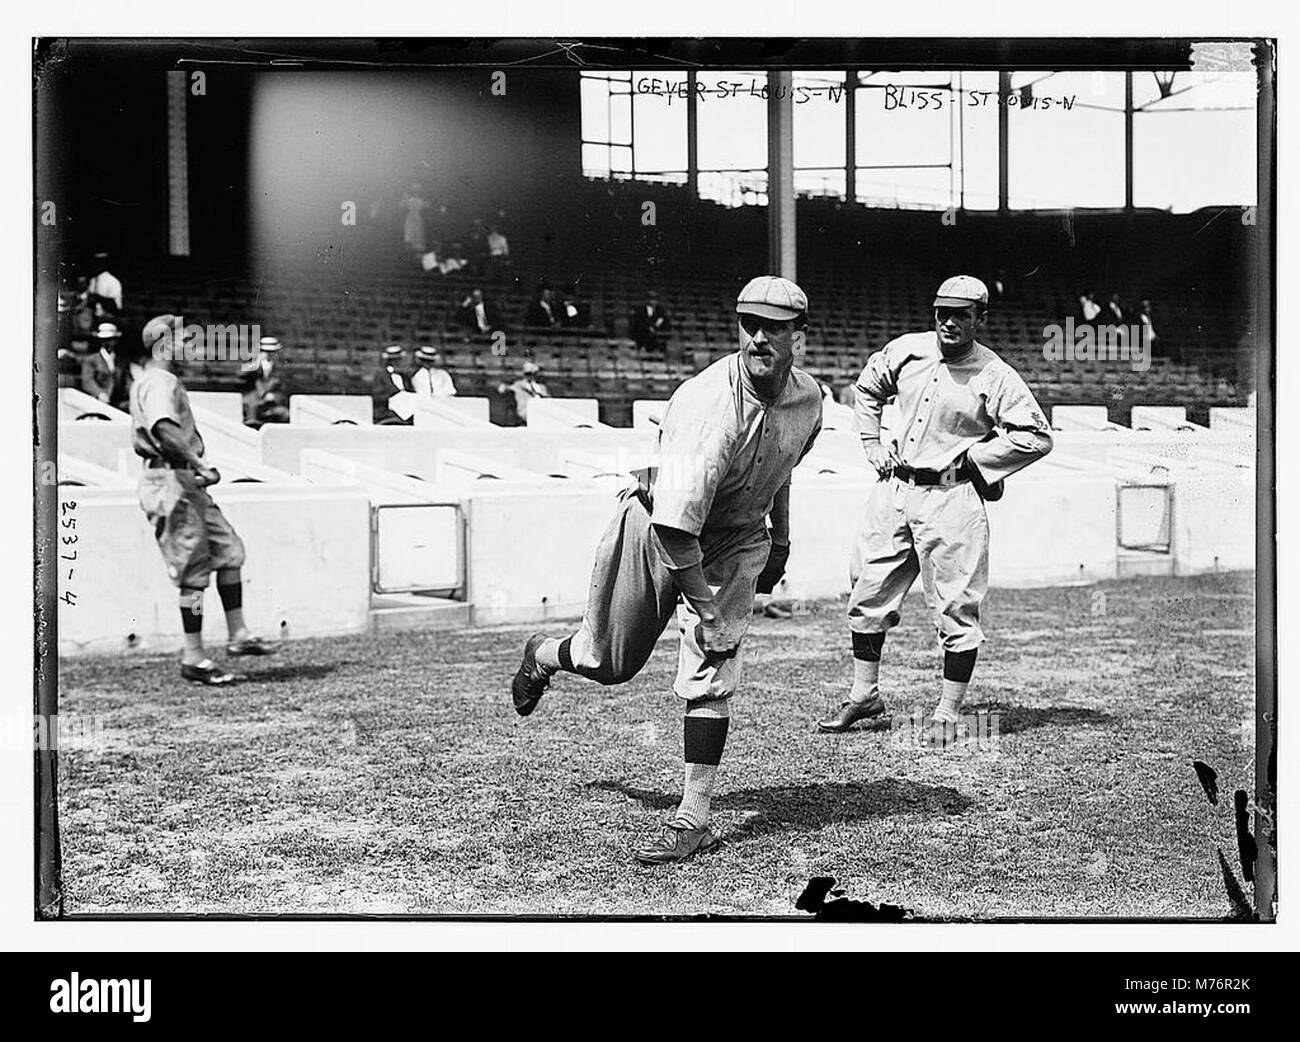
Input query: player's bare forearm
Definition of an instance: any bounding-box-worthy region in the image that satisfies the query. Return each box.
[768,483,791,546]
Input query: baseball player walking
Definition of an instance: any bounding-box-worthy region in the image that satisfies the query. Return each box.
[125,315,276,684]
[819,276,1053,734]
[510,276,822,864]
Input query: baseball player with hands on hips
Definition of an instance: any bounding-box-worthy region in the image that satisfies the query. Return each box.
[125,315,277,685]
[511,275,822,865]
[819,276,1053,735]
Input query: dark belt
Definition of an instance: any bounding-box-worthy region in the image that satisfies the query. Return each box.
[894,462,968,488]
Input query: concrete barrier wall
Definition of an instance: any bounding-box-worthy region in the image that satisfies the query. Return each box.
[1051,405,1118,431]
[59,389,129,423]
[783,473,1118,598]
[1173,472,1255,573]
[189,391,244,425]
[289,394,373,425]
[986,477,1119,586]
[526,398,604,428]
[632,400,668,429]
[1049,430,1253,471]
[463,486,623,623]
[61,422,134,472]
[462,469,1124,625]
[260,425,651,480]
[58,483,372,656]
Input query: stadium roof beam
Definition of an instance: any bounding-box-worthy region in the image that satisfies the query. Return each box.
[997,72,1010,213]
[686,70,698,202]
[1125,71,1134,211]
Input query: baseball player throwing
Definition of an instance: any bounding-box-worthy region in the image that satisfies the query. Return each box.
[510,276,822,865]
[125,315,276,684]
[819,276,1053,733]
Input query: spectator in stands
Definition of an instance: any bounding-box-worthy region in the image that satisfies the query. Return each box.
[373,344,411,423]
[486,224,511,279]
[559,283,591,329]
[57,343,84,390]
[412,345,457,398]
[458,288,503,335]
[990,268,1009,302]
[498,360,550,424]
[62,275,96,349]
[1137,299,1158,354]
[401,184,429,254]
[86,252,123,320]
[524,285,561,329]
[630,290,672,352]
[82,322,128,410]
[1078,289,1101,326]
[438,241,469,277]
[238,336,290,427]
[1106,293,1125,325]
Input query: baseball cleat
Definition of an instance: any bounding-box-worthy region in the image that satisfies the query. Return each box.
[511,633,553,716]
[763,601,793,620]
[817,694,887,733]
[180,660,235,686]
[226,636,277,656]
[632,819,720,866]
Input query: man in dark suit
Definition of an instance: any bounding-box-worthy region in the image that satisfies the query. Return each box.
[82,322,129,410]
[559,284,592,329]
[238,336,290,426]
[457,288,503,335]
[373,344,411,423]
[630,290,672,352]
[524,286,561,329]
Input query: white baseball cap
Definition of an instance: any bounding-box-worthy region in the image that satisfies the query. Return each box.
[933,275,989,308]
[736,275,809,321]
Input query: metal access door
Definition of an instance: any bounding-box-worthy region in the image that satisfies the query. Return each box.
[370,503,465,596]
[1116,483,1174,553]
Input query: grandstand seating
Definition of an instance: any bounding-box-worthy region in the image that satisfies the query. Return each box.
[115,178,1253,427]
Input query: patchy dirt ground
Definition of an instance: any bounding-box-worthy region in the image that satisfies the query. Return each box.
[57,572,1256,920]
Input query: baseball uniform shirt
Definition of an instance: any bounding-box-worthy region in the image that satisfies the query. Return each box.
[130,367,246,589]
[567,353,822,702]
[848,332,1052,649]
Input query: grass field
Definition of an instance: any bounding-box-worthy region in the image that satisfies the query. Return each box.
[56,571,1257,919]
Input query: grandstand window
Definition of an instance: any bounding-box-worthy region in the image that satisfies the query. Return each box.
[956,71,1000,210]
[696,71,769,206]
[1132,71,1256,212]
[632,71,688,180]
[794,71,849,200]
[1008,72,1125,210]
[583,70,689,185]
[854,71,957,210]
[580,71,633,178]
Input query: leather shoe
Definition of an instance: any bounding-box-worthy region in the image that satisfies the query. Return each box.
[226,635,277,656]
[181,660,235,686]
[817,694,886,732]
[511,633,553,717]
[632,819,720,865]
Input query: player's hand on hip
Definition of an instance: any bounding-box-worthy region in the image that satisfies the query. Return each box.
[864,444,898,478]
